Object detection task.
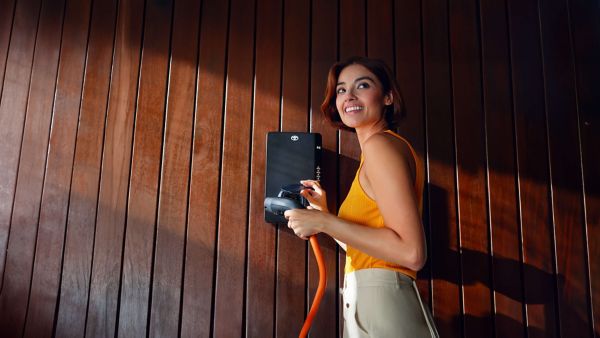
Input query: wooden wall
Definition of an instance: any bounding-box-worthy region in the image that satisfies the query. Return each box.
[0,0,598,337]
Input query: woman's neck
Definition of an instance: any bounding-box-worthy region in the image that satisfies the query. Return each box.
[355,120,388,151]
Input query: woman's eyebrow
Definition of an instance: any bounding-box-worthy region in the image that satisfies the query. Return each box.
[355,76,375,83]
[337,76,375,86]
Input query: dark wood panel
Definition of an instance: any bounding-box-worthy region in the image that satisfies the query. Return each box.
[148,0,200,336]
[0,0,60,335]
[281,0,310,132]
[507,1,558,337]
[338,0,363,164]
[479,0,525,336]
[0,0,42,290]
[422,0,462,336]
[117,0,173,335]
[84,0,145,336]
[394,0,430,307]
[180,0,229,335]
[449,0,493,336]
[339,0,365,60]
[539,0,591,336]
[570,0,600,335]
[0,0,596,336]
[212,0,255,335]
[53,0,117,335]
[246,0,281,336]
[310,0,339,336]
[0,0,16,98]
[22,0,92,335]
[366,0,393,68]
[276,0,310,336]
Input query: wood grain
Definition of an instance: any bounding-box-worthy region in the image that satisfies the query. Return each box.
[179,0,229,336]
[480,0,525,336]
[245,0,281,336]
[211,0,255,336]
[507,0,558,337]
[0,0,16,98]
[0,0,60,335]
[117,0,173,335]
[84,0,145,336]
[423,0,462,336]
[539,0,591,336]
[53,0,118,335]
[22,0,92,335]
[148,0,200,335]
[450,0,493,336]
[569,0,600,335]
[0,0,42,292]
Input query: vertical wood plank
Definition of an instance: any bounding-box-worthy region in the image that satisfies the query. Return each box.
[148,0,200,336]
[394,0,430,307]
[339,0,365,60]
[366,0,393,68]
[180,0,229,335]
[281,0,310,132]
[275,0,310,336]
[53,0,118,335]
[449,0,493,336]
[569,0,600,335]
[84,0,145,336]
[309,0,339,336]
[212,0,255,335]
[0,0,42,288]
[507,0,558,337]
[480,0,525,336]
[0,0,16,98]
[117,0,173,335]
[539,0,591,336]
[422,0,462,336]
[246,0,281,336]
[22,0,92,335]
[0,0,60,335]
[338,0,364,164]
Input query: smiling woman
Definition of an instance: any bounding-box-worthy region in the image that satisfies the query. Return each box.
[284,56,439,337]
[321,56,404,132]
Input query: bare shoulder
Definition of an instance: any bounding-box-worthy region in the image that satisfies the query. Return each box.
[363,132,416,181]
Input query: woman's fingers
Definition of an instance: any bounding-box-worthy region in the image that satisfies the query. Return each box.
[301,189,317,202]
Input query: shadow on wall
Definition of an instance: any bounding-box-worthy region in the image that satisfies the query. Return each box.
[424,183,594,337]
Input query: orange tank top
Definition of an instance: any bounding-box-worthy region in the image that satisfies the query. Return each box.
[338,130,424,279]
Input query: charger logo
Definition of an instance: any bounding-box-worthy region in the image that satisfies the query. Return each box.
[291,135,299,141]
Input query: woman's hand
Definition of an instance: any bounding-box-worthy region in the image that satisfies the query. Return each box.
[283,208,332,240]
[299,180,329,213]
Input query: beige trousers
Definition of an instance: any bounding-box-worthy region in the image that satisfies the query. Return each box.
[342,268,439,338]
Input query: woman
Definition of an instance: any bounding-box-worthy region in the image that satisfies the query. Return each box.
[284,56,438,337]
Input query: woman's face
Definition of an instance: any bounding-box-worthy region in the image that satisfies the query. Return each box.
[335,64,392,130]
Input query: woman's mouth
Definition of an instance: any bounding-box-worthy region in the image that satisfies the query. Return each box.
[345,106,364,113]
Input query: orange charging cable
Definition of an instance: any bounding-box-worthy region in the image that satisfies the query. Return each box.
[299,235,327,338]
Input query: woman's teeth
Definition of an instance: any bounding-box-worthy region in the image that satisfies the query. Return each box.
[345,106,363,113]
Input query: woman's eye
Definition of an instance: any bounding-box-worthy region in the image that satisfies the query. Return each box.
[336,87,346,94]
[357,82,370,89]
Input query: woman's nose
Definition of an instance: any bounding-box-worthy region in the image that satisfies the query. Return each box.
[344,89,357,101]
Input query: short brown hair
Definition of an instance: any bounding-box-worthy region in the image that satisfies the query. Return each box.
[320,56,404,132]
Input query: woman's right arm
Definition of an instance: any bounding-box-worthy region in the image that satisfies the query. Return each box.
[299,180,347,251]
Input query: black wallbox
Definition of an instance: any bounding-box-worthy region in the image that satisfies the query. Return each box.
[265,132,322,224]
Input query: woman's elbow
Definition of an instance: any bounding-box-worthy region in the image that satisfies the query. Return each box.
[402,247,427,271]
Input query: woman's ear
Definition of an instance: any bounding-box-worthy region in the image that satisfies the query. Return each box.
[384,92,393,106]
